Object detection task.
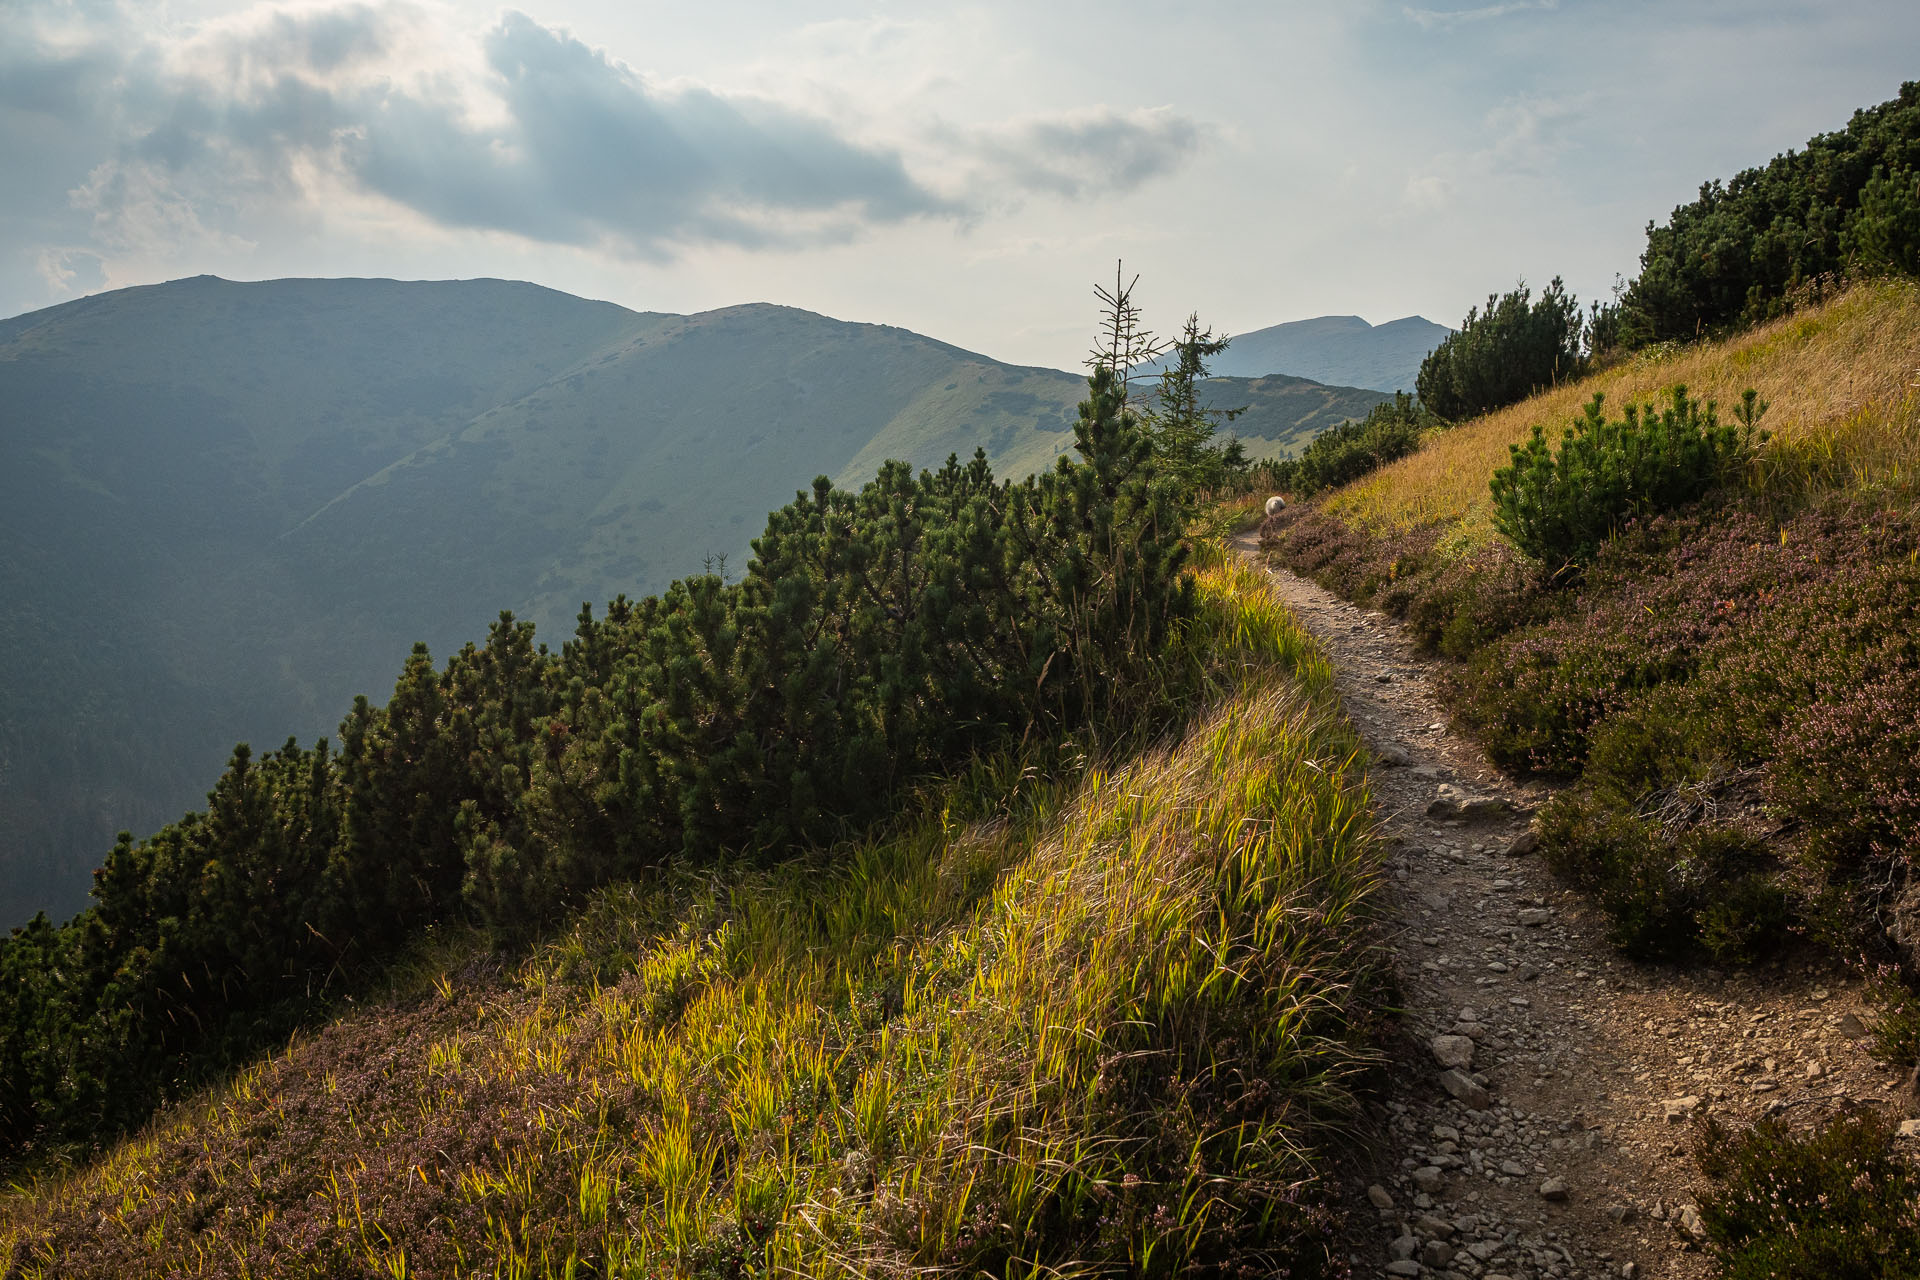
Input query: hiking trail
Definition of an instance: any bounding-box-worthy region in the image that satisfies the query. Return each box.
[1233,531,1907,1280]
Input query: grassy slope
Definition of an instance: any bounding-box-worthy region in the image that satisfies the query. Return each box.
[1324,279,1920,544]
[0,557,1383,1278]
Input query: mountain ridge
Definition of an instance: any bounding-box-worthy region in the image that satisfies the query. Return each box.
[0,275,1387,926]
[1143,311,1451,393]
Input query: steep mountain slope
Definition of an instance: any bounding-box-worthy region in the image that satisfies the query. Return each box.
[0,277,1388,927]
[1145,314,1450,393]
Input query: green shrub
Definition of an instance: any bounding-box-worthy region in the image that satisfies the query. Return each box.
[1538,793,1787,963]
[1416,278,1585,421]
[1584,696,1719,799]
[1489,385,1765,578]
[1694,1110,1920,1279]
[1694,856,1793,965]
[1603,81,1920,347]
[1270,393,1432,497]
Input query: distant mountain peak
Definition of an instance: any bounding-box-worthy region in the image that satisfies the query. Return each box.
[1148,312,1452,394]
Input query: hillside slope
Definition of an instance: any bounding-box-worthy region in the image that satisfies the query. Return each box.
[0,277,1387,927]
[0,559,1384,1278]
[1316,281,1920,542]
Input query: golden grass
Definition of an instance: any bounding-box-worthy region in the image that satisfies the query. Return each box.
[1327,279,1920,549]
[2,558,1382,1278]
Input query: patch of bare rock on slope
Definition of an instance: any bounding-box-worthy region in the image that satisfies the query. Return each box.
[1230,534,1911,1280]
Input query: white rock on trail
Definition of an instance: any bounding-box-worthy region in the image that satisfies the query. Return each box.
[1427,783,1512,820]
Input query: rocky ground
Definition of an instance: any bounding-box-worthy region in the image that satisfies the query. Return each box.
[1233,534,1916,1280]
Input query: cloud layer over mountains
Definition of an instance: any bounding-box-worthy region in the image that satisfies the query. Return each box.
[6,0,1203,290]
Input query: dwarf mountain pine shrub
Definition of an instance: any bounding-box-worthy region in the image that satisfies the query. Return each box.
[1416,278,1586,421]
[1268,393,1433,498]
[1489,386,1766,578]
[0,359,1200,1157]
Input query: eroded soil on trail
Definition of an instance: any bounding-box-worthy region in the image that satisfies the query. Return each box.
[1234,534,1913,1280]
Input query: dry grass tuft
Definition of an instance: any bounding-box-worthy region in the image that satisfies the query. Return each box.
[1327,279,1920,549]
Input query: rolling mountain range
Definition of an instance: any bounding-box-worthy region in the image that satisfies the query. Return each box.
[1143,313,1451,393]
[0,276,1390,926]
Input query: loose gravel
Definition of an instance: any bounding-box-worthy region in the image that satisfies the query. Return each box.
[1235,535,1915,1280]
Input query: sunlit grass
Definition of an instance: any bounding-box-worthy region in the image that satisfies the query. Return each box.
[1,557,1382,1278]
[1326,278,1920,550]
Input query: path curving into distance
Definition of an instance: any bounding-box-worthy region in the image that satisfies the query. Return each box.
[1233,531,1904,1280]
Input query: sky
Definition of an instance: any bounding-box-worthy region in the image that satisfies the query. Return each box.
[3,0,1915,372]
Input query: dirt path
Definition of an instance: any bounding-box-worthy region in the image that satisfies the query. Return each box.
[1232,533,1907,1280]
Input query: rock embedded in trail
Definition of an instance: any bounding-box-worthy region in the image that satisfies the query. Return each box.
[1539,1177,1570,1201]
[1430,1034,1476,1070]
[1427,783,1512,820]
[1438,1068,1492,1109]
[1375,743,1413,767]
[1506,830,1541,856]
[1662,1096,1702,1123]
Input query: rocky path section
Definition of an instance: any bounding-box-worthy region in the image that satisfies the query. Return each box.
[1232,534,1910,1280]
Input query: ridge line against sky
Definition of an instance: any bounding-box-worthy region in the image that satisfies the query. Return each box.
[3,0,1915,371]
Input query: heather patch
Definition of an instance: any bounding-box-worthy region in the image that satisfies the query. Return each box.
[1693,1109,1920,1280]
[1272,485,1920,965]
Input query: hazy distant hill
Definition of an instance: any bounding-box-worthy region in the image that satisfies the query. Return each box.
[1144,314,1450,394]
[0,276,1386,926]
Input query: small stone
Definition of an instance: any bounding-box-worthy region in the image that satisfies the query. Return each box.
[1500,1159,1526,1176]
[1438,1068,1492,1109]
[1420,1239,1456,1268]
[1431,1034,1476,1070]
[1622,1264,1640,1280]
[1414,1213,1456,1239]
[1384,1262,1422,1278]
[1606,1203,1635,1223]
[1676,1204,1707,1240]
[1375,671,1394,684]
[1540,1177,1570,1201]
[1517,908,1552,927]
[1837,1012,1868,1038]
[1368,1184,1396,1209]
[1376,743,1412,767]
[1897,1119,1920,1140]
[1662,1096,1701,1123]
[1412,1165,1447,1193]
[1389,1234,1419,1261]
[1507,829,1540,856]
[1805,1060,1825,1079]
[1487,960,1511,973]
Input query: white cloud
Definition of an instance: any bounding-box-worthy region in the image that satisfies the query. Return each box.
[1404,0,1559,31]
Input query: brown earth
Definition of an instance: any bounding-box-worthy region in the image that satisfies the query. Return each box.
[1234,532,1914,1280]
